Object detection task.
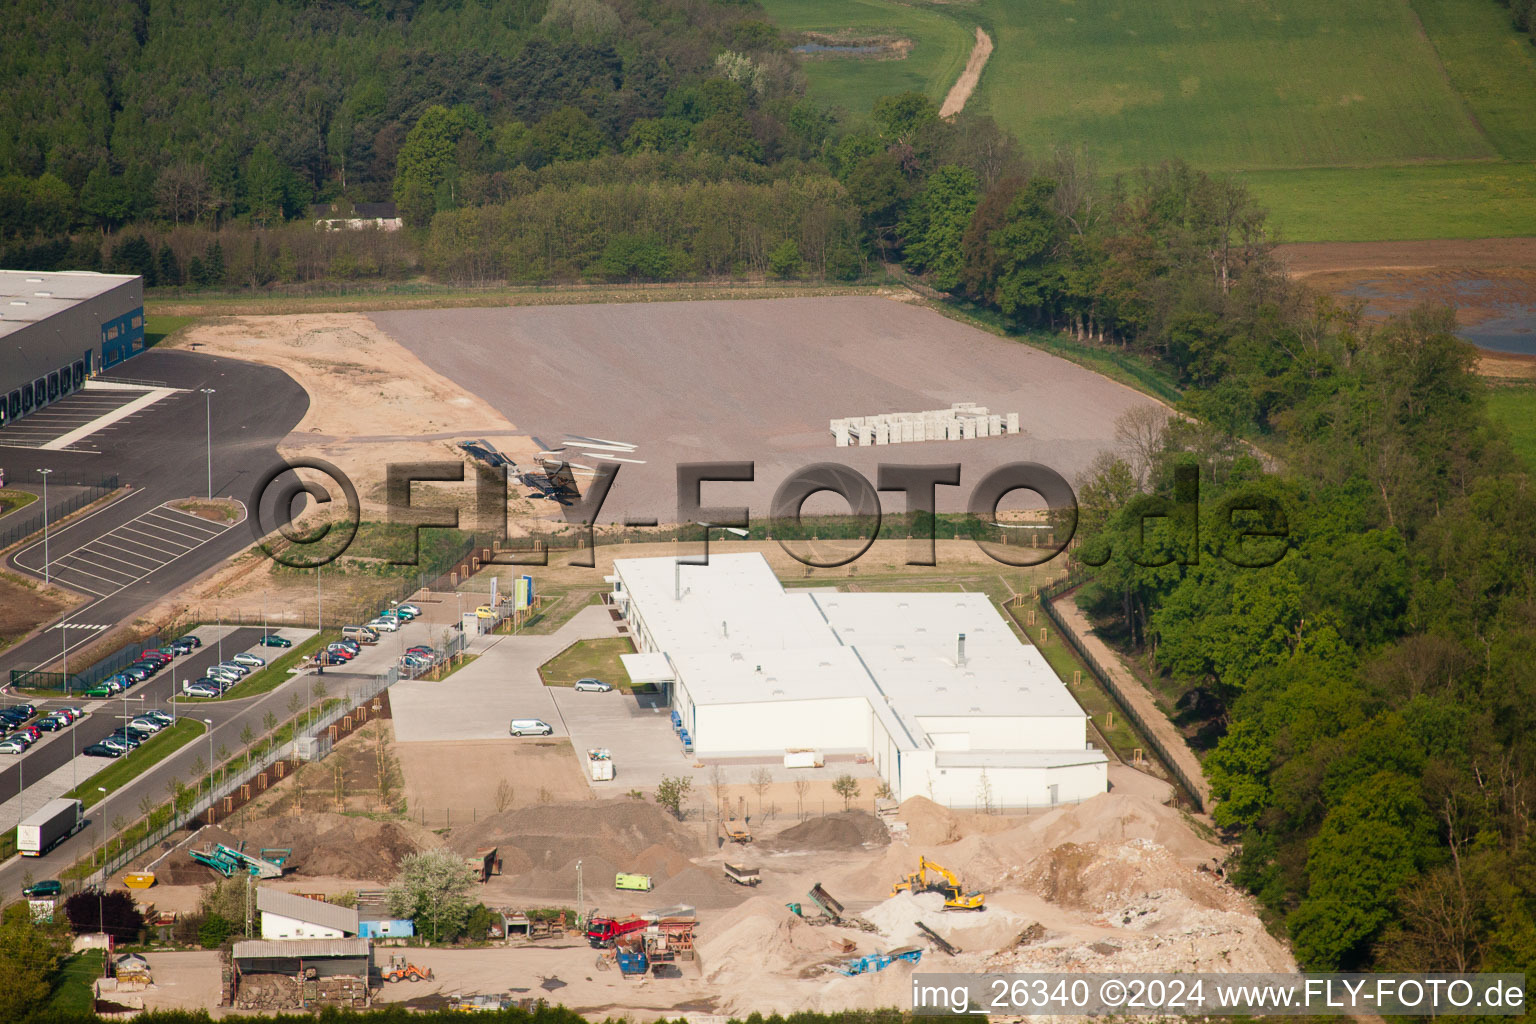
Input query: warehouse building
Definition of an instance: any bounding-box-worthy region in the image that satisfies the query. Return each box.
[612,553,1107,809]
[0,269,144,429]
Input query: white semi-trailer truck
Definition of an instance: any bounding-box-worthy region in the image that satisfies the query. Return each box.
[19,798,84,856]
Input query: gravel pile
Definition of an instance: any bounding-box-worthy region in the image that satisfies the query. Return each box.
[769,811,891,851]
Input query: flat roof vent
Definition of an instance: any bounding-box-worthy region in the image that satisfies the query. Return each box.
[33,290,51,297]
[771,689,784,696]
[9,300,25,306]
[968,706,982,713]
[24,277,41,283]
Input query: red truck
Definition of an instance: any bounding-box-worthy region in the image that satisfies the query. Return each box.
[586,915,648,948]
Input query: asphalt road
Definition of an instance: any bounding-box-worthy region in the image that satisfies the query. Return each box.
[0,665,385,897]
[0,348,310,677]
[0,628,266,806]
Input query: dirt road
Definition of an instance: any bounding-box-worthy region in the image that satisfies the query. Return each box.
[940,27,993,118]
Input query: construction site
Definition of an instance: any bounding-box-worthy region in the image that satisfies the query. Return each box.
[114,718,1290,1018]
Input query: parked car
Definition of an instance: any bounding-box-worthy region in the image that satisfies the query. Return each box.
[213,662,248,677]
[176,634,203,649]
[314,653,346,667]
[56,706,85,722]
[144,710,173,727]
[129,715,164,734]
[397,603,422,617]
[336,638,361,653]
[36,713,69,732]
[367,617,399,632]
[84,741,125,758]
[82,683,117,698]
[21,880,61,898]
[143,650,173,664]
[7,703,36,717]
[12,725,40,742]
[182,682,220,698]
[231,652,266,667]
[0,737,29,754]
[475,605,496,619]
[0,709,29,727]
[104,673,133,691]
[258,634,292,648]
[121,666,151,683]
[168,638,196,655]
[508,719,554,736]
[106,728,141,749]
[405,645,434,656]
[574,678,613,693]
[325,644,356,660]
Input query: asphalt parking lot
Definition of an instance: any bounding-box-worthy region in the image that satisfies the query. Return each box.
[387,605,621,742]
[13,502,240,598]
[549,685,687,790]
[0,381,183,452]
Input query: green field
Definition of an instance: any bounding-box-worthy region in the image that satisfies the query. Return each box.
[966,0,1492,171]
[1409,0,1536,161]
[1487,385,1536,472]
[1246,162,1536,241]
[762,0,1536,241]
[756,0,975,116]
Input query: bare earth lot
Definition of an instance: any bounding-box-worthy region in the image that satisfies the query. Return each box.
[369,296,1167,523]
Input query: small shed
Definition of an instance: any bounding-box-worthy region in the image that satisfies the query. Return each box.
[231,938,372,1010]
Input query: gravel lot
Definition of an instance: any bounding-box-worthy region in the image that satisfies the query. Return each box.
[370,297,1165,523]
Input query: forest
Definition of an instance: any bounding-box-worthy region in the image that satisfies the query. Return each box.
[3,0,1534,979]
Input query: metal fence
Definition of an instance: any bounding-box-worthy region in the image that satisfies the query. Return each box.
[194,534,483,631]
[95,669,397,883]
[0,475,119,550]
[1036,575,1205,812]
[395,628,469,681]
[11,632,164,692]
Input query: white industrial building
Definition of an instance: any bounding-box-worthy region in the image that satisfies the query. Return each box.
[257,887,360,940]
[612,553,1107,809]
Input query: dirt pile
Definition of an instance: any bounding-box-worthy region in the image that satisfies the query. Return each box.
[248,812,438,880]
[152,826,248,885]
[769,811,890,851]
[452,799,707,898]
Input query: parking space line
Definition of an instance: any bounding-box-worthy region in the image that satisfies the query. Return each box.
[119,525,196,551]
[129,525,208,549]
[105,536,179,562]
[69,545,159,573]
[56,549,142,577]
[53,554,139,582]
[155,507,226,533]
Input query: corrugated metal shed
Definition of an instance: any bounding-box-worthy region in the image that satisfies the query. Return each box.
[257,888,360,935]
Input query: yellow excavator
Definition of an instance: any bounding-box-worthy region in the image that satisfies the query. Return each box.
[892,856,986,911]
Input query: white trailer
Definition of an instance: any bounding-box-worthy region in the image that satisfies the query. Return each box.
[587,748,615,781]
[19,798,83,856]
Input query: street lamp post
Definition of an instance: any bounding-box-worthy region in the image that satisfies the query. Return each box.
[199,388,215,499]
[36,468,51,584]
[204,719,215,801]
[96,787,108,896]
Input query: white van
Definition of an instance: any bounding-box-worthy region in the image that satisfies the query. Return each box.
[509,719,553,736]
[342,625,379,644]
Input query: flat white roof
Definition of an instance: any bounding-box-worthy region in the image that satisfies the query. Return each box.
[614,553,832,653]
[615,553,1087,751]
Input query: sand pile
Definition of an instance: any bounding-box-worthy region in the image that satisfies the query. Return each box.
[863,890,1032,950]
[251,812,437,880]
[770,811,890,851]
[895,796,1016,846]
[700,896,851,982]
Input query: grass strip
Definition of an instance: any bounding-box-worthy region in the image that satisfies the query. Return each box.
[63,719,206,810]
